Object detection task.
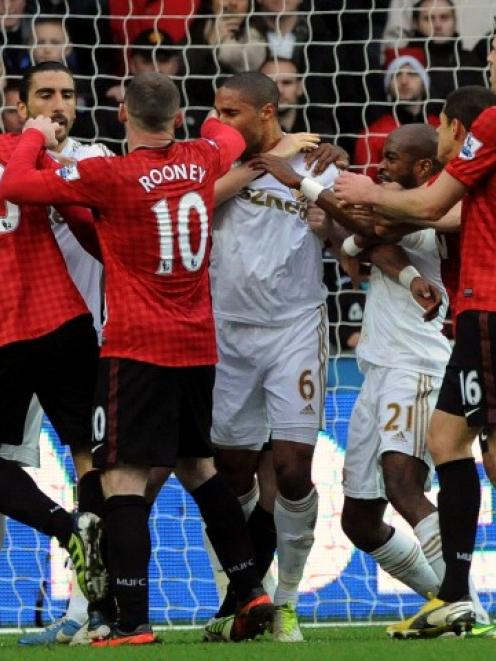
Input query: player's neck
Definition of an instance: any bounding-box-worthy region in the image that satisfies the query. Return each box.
[127,126,175,153]
[52,137,68,154]
[260,123,284,153]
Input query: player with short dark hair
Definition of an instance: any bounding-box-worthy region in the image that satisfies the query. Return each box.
[1,71,277,647]
[7,60,116,647]
[334,84,496,637]
[205,71,335,642]
[0,58,109,607]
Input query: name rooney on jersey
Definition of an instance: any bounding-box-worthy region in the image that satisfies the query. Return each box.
[138,163,207,192]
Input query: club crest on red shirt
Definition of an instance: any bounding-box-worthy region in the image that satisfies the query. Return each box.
[459,133,483,161]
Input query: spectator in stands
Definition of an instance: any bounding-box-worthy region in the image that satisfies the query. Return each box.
[108,0,201,46]
[16,17,94,139]
[104,29,183,106]
[0,0,32,74]
[254,0,336,140]
[127,28,182,76]
[403,0,485,112]
[1,80,24,133]
[383,0,496,52]
[94,28,186,148]
[184,0,266,136]
[260,56,329,134]
[354,54,439,180]
[260,57,303,132]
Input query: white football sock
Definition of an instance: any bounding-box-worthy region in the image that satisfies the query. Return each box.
[238,480,259,520]
[65,569,88,625]
[273,488,318,607]
[371,528,439,598]
[415,511,489,623]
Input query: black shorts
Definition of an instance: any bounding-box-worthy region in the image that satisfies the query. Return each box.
[0,315,98,447]
[91,358,215,468]
[437,310,496,428]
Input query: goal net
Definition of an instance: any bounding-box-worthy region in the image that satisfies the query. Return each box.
[1,0,495,628]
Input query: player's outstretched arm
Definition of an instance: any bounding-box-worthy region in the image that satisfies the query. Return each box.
[200,117,246,176]
[334,170,467,222]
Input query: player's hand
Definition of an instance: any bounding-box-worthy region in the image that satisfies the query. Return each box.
[304,143,350,175]
[248,154,302,188]
[340,250,367,289]
[374,219,417,241]
[307,203,329,239]
[208,16,242,43]
[269,132,320,159]
[334,171,378,206]
[105,84,125,103]
[410,277,442,321]
[23,116,59,149]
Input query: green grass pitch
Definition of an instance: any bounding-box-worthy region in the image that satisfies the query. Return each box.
[0,626,493,660]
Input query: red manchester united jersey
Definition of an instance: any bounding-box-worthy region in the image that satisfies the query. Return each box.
[445,106,496,316]
[1,120,245,367]
[426,175,461,316]
[0,133,88,347]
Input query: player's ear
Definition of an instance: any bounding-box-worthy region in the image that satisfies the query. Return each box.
[174,110,183,129]
[118,103,128,124]
[17,100,28,122]
[451,117,465,142]
[260,102,277,121]
[416,157,432,178]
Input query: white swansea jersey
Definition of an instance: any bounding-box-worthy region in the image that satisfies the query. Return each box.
[357,229,451,376]
[48,139,113,339]
[210,153,338,326]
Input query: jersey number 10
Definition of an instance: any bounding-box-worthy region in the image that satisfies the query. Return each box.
[153,191,208,275]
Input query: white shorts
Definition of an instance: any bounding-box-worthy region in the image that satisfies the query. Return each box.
[0,395,42,468]
[212,305,329,450]
[343,365,441,500]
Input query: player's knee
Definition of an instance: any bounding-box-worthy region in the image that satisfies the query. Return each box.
[341,509,380,552]
[384,477,418,516]
[273,457,313,500]
[214,451,257,497]
[175,457,216,493]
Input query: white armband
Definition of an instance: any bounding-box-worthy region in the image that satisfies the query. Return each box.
[398,265,421,289]
[300,177,325,202]
[341,235,363,257]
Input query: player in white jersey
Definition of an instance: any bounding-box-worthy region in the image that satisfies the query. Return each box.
[252,123,490,632]
[0,62,111,647]
[202,72,334,643]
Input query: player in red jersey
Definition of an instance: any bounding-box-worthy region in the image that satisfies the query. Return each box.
[0,72,278,647]
[0,62,109,604]
[334,85,496,637]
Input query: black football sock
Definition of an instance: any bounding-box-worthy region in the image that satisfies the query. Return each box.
[105,495,150,631]
[248,503,277,579]
[78,469,118,619]
[190,474,261,602]
[78,469,105,518]
[0,457,73,546]
[436,458,480,603]
[217,504,277,618]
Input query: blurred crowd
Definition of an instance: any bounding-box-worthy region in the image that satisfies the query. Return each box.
[1,0,493,351]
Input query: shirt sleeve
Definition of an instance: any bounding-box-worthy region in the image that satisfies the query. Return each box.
[1,129,109,207]
[445,106,496,187]
[400,228,435,251]
[200,117,246,176]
